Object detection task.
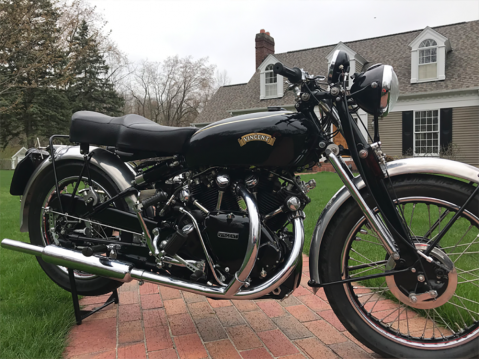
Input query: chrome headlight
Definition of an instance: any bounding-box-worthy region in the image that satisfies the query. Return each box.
[380,65,399,116]
[350,64,399,117]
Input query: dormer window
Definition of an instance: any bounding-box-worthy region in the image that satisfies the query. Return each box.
[265,64,277,97]
[409,27,451,83]
[418,39,437,80]
[259,54,283,99]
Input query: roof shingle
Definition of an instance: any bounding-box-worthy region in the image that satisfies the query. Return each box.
[195,20,479,124]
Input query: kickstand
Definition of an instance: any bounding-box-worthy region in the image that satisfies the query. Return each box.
[68,268,119,325]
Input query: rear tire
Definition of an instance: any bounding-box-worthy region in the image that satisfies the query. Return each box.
[29,162,124,296]
[318,174,479,358]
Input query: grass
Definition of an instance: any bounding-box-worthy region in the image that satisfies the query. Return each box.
[0,170,75,359]
[299,172,345,255]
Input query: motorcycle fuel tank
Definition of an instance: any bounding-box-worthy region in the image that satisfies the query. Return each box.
[185,111,317,169]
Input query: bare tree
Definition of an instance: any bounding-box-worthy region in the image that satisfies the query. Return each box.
[0,0,63,99]
[128,56,216,127]
[215,69,231,88]
[58,0,131,92]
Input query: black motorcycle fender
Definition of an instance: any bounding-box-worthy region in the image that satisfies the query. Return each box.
[10,148,49,196]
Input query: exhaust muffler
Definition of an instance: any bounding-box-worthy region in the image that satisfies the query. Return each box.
[1,239,133,282]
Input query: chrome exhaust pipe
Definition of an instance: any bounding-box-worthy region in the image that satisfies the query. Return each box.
[2,184,304,299]
[2,216,303,299]
[1,239,133,282]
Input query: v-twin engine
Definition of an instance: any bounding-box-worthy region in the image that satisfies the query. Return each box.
[1,183,304,300]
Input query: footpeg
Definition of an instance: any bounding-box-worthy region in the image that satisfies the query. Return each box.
[81,244,107,257]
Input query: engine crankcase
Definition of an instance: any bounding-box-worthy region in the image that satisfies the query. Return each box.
[205,212,282,278]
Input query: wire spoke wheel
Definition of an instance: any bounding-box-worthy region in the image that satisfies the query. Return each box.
[343,196,479,349]
[40,176,116,279]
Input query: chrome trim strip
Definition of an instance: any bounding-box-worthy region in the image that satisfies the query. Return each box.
[309,157,479,285]
[20,146,137,232]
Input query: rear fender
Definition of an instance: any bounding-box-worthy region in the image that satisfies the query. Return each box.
[10,148,49,196]
[308,157,479,285]
[19,146,137,232]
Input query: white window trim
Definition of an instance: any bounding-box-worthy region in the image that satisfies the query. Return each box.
[413,109,440,157]
[409,27,451,84]
[258,54,283,99]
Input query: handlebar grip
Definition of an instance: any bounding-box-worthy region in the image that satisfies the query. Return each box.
[273,62,302,83]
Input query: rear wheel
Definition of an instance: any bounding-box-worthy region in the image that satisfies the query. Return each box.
[319,175,479,358]
[29,162,125,296]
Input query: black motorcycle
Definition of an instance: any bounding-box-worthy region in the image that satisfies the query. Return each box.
[3,50,478,358]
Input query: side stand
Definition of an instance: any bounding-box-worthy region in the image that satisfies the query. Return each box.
[68,268,119,325]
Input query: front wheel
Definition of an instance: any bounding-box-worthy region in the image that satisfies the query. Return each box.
[318,174,479,358]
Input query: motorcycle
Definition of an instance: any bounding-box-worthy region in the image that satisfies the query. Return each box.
[3,50,478,358]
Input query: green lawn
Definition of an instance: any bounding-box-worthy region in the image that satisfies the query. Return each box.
[298,172,345,255]
[0,171,75,359]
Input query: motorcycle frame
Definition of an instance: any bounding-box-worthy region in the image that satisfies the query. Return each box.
[13,89,479,292]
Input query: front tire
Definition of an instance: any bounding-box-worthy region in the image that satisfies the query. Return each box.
[29,162,124,296]
[318,174,479,358]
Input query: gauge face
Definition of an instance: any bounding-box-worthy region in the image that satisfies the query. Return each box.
[350,64,399,117]
[328,50,350,84]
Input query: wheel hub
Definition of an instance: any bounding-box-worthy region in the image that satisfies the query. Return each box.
[386,243,457,309]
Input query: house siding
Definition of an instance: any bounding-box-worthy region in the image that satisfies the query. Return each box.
[452,106,479,166]
[368,106,479,166]
[368,112,403,158]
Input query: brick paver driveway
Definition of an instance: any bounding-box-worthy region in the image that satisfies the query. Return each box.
[64,255,384,359]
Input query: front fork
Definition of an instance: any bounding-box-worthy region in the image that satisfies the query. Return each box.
[326,151,398,260]
[331,100,417,265]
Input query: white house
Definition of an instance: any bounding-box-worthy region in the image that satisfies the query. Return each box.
[11,147,27,169]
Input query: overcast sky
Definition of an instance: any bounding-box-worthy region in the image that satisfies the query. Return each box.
[90,0,479,84]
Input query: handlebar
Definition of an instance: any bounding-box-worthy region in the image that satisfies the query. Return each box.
[273,62,302,83]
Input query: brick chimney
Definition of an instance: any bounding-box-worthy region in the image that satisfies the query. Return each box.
[255,29,275,69]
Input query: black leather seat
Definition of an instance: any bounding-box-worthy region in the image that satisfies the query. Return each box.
[70,111,197,156]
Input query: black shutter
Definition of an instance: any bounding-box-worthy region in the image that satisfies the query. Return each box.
[402,111,414,155]
[440,108,453,151]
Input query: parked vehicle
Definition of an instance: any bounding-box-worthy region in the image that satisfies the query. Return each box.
[3,50,478,358]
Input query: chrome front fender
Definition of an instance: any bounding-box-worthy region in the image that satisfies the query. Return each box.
[309,157,479,285]
[20,146,137,232]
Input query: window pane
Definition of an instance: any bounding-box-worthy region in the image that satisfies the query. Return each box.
[414,109,440,155]
[418,63,437,80]
[265,83,277,97]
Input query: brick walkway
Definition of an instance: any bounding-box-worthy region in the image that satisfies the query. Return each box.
[64,255,387,359]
